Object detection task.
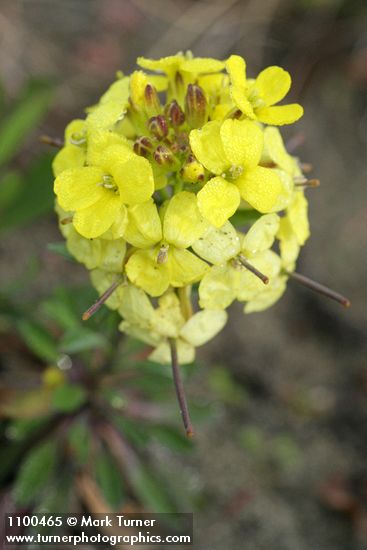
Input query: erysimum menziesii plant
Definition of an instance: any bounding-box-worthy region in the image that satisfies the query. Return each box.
[47,52,350,436]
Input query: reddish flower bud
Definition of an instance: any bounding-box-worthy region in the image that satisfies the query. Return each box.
[144,84,161,117]
[148,115,168,139]
[164,100,185,128]
[184,84,207,129]
[133,136,154,157]
[154,145,174,166]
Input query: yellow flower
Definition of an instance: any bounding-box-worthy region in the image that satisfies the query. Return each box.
[190,119,291,226]
[85,75,130,131]
[54,131,154,238]
[226,55,303,125]
[277,191,310,271]
[124,192,209,296]
[195,215,281,309]
[138,52,225,103]
[118,289,227,364]
[52,119,86,177]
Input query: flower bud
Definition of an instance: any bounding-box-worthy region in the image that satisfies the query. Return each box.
[148,115,168,139]
[184,84,207,129]
[181,155,205,183]
[154,145,174,166]
[133,136,154,157]
[164,100,185,128]
[144,84,161,117]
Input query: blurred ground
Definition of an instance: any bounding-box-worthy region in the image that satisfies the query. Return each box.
[0,0,367,548]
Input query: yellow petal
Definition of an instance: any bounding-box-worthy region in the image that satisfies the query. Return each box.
[255,66,291,106]
[181,57,225,73]
[180,309,227,346]
[244,275,287,313]
[112,154,154,205]
[288,192,310,245]
[192,221,241,265]
[124,200,162,248]
[86,101,127,131]
[54,167,104,211]
[167,248,209,287]
[152,292,185,338]
[99,239,126,272]
[99,76,130,105]
[119,321,162,347]
[199,265,238,309]
[73,191,121,238]
[137,55,184,73]
[255,104,303,125]
[148,339,195,365]
[262,126,295,175]
[125,248,170,297]
[100,205,128,240]
[118,283,155,326]
[90,269,125,310]
[52,146,85,177]
[236,166,285,213]
[237,250,281,301]
[87,130,131,170]
[163,191,208,248]
[277,217,300,271]
[64,119,86,143]
[226,55,255,118]
[220,119,263,169]
[197,177,240,228]
[189,121,228,175]
[241,213,280,255]
[66,226,102,270]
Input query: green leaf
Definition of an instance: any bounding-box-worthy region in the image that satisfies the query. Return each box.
[0,79,53,166]
[0,170,23,210]
[14,441,57,506]
[0,153,55,233]
[150,426,193,453]
[52,384,87,413]
[129,464,176,513]
[17,319,57,362]
[59,327,107,354]
[68,418,90,464]
[95,449,126,509]
[42,291,80,330]
[47,242,75,262]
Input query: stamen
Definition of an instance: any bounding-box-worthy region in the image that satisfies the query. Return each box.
[295,178,320,188]
[60,216,73,225]
[157,244,169,264]
[287,271,350,308]
[39,135,64,148]
[238,255,269,284]
[169,339,194,438]
[82,278,124,320]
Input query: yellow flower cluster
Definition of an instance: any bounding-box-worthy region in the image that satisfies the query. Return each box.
[53,53,310,364]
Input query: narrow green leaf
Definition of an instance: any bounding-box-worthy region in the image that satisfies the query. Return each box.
[52,384,87,413]
[14,441,57,506]
[47,242,75,262]
[95,449,126,509]
[0,79,53,166]
[0,170,23,209]
[0,153,55,233]
[17,319,57,362]
[67,418,90,465]
[59,327,107,354]
[130,464,176,513]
